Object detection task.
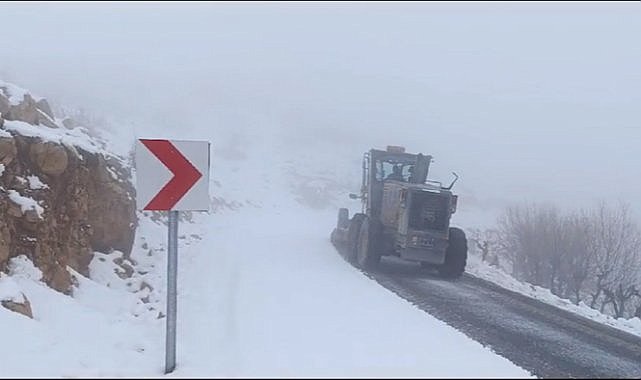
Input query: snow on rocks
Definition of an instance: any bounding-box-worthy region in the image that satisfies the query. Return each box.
[7,189,44,219]
[27,175,49,190]
[0,80,42,106]
[3,119,111,159]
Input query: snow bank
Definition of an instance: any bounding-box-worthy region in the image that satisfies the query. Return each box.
[467,253,641,340]
[0,255,163,377]
[0,273,26,303]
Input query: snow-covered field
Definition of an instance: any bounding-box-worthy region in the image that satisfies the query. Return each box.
[0,130,533,377]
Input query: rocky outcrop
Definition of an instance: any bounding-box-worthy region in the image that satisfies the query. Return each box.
[0,135,17,165]
[29,141,69,176]
[1,293,33,319]
[0,82,57,129]
[0,82,136,294]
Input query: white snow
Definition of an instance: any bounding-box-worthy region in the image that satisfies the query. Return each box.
[0,128,11,138]
[169,207,531,378]
[8,255,44,281]
[3,119,115,159]
[0,80,42,105]
[82,250,162,318]
[105,166,119,181]
[0,163,4,176]
[0,256,162,377]
[27,175,49,190]
[0,273,26,303]
[7,189,44,218]
[467,251,641,340]
[36,108,57,125]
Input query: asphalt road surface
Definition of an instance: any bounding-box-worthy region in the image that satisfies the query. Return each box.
[355,255,641,378]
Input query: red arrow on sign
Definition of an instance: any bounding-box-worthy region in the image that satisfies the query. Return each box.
[140,140,203,211]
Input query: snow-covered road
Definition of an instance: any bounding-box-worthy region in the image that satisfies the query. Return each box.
[172,206,532,377]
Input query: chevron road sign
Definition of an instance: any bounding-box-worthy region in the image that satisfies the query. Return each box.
[135,138,210,374]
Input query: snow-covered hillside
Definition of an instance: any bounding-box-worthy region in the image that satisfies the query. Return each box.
[0,125,532,377]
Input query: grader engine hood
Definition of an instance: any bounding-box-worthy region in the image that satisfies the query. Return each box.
[395,185,454,240]
[394,187,453,263]
[407,189,452,232]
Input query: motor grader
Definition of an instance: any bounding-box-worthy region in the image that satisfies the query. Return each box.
[330,146,467,278]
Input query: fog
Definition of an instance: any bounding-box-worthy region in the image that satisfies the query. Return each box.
[1,2,640,222]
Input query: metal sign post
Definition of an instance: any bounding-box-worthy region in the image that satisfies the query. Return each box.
[165,210,179,374]
[135,139,210,375]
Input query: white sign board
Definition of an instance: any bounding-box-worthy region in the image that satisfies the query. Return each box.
[135,139,210,211]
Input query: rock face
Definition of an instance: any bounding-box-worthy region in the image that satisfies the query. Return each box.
[0,83,57,128]
[0,136,17,165]
[29,141,69,176]
[1,293,33,319]
[0,82,136,294]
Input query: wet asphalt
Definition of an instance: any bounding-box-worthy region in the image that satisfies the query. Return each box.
[349,253,641,378]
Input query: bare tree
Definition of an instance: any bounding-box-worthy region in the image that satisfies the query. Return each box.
[586,202,641,317]
[497,203,562,288]
[495,200,641,316]
[633,299,641,319]
[470,228,501,267]
[497,204,538,281]
[557,212,592,304]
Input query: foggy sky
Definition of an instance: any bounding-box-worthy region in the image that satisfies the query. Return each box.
[0,2,639,219]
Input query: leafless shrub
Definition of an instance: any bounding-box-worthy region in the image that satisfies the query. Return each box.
[490,201,641,318]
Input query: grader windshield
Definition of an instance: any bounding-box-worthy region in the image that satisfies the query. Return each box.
[375,160,415,182]
[362,147,433,217]
[370,149,432,185]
